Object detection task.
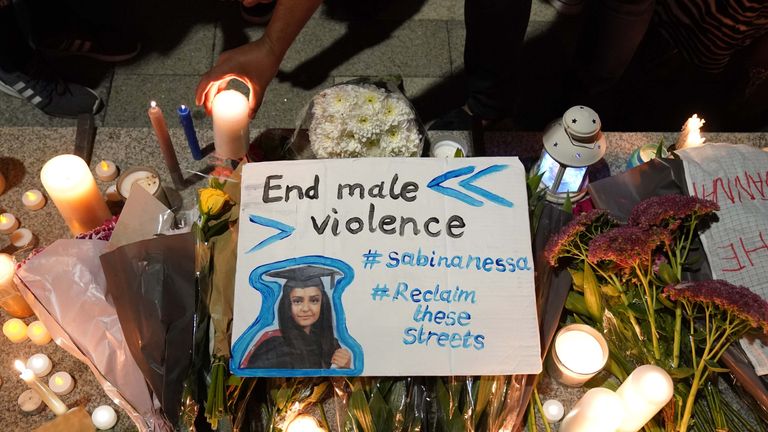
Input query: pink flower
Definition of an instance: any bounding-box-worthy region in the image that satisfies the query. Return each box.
[628,195,719,228]
[544,210,616,267]
[588,226,669,269]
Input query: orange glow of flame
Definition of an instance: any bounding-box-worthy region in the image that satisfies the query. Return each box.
[100,161,109,170]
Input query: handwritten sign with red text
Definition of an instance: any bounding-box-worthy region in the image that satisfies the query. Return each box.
[678,144,768,374]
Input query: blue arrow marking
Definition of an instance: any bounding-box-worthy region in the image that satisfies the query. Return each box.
[427,166,484,207]
[246,215,295,253]
[458,164,514,208]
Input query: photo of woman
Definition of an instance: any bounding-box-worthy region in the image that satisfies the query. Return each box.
[240,265,353,369]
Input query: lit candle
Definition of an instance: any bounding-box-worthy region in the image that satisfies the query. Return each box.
[21,189,46,211]
[178,104,203,160]
[3,318,28,343]
[18,389,43,413]
[40,154,112,235]
[26,353,53,377]
[430,140,467,158]
[148,101,184,188]
[212,89,250,160]
[0,254,33,318]
[542,399,565,423]
[286,414,323,432]
[615,365,674,432]
[48,371,75,395]
[0,212,19,234]
[547,324,609,386]
[27,320,51,345]
[559,387,625,432]
[91,405,118,430]
[11,228,34,248]
[94,160,118,182]
[15,360,68,416]
[676,114,706,149]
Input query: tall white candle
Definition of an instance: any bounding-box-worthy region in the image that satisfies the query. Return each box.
[40,154,111,235]
[615,365,674,432]
[560,387,625,432]
[15,360,68,416]
[0,254,33,318]
[212,89,250,160]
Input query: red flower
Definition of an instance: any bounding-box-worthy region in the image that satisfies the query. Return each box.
[588,226,669,269]
[544,210,615,266]
[628,195,719,228]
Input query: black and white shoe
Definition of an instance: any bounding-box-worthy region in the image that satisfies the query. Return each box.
[0,68,102,118]
[241,0,276,24]
[39,31,140,63]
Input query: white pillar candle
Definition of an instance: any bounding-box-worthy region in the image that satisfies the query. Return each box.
[3,318,28,343]
[547,324,609,386]
[11,228,34,248]
[542,399,565,423]
[287,414,323,432]
[91,405,118,430]
[0,213,19,234]
[15,360,68,416]
[94,160,118,182]
[48,371,75,395]
[27,320,51,345]
[40,154,112,235]
[212,89,250,160]
[18,389,43,413]
[560,387,625,432]
[0,253,33,318]
[26,353,53,377]
[22,189,46,211]
[615,365,674,432]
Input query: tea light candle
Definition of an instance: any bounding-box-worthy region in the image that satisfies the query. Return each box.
[94,160,118,182]
[26,354,53,377]
[542,399,565,423]
[11,228,34,248]
[27,320,51,345]
[212,89,250,160]
[547,324,608,386]
[91,405,118,430]
[22,189,46,210]
[560,388,625,432]
[0,253,33,318]
[287,414,323,432]
[0,213,19,234]
[48,372,75,395]
[615,365,674,432]
[18,389,43,413]
[115,167,169,207]
[3,318,28,343]
[430,140,468,158]
[15,360,68,416]
[40,154,112,235]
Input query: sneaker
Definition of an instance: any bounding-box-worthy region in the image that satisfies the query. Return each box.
[0,68,102,118]
[39,31,140,63]
[241,0,276,24]
[547,0,584,15]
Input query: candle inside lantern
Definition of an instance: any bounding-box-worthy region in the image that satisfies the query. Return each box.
[94,160,118,182]
[286,414,323,432]
[15,360,68,416]
[212,89,250,160]
[547,324,609,386]
[677,114,706,149]
[91,405,118,430]
[542,399,565,423]
[11,228,34,248]
[48,371,75,395]
[559,387,625,432]
[18,389,43,413]
[26,353,53,377]
[22,189,46,211]
[27,320,51,345]
[0,213,19,234]
[3,318,28,343]
[0,253,33,318]
[615,365,674,432]
[40,154,112,235]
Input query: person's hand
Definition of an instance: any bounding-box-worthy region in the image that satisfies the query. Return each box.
[195,37,281,119]
[331,348,352,369]
[241,0,273,7]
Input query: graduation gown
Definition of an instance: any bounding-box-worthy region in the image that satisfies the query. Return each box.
[243,329,340,369]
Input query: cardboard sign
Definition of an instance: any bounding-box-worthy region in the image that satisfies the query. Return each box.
[231,158,540,377]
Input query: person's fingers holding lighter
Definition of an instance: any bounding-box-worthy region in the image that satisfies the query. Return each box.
[331,348,351,368]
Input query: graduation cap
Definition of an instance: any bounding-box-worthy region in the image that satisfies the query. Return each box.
[265,265,341,290]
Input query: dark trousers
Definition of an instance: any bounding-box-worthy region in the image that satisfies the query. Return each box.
[464,0,531,120]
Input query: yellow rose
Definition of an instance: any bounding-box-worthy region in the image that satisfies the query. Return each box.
[199,188,232,217]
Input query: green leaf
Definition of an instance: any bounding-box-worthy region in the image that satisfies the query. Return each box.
[206,217,231,239]
[657,262,679,285]
[655,138,666,159]
[562,192,573,213]
[668,367,695,379]
[306,382,329,404]
[454,147,465,157]
[565,291,590,318]
[349,387,376,432]
[582,262,604,322]
[568,269,585,292]
[704,359,730,373]
[601,283,621,297]
[527,172,544,193]
[369,387,392,432]
[274,386,291,410]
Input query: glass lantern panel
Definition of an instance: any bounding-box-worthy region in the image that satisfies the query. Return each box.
[537,151,588,194]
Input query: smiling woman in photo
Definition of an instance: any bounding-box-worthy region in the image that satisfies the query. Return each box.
[241,265,352,369]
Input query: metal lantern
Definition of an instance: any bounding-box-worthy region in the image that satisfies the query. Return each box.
[533,105,606,203]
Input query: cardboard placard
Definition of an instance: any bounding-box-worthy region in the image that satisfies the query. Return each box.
[231,158,540,377]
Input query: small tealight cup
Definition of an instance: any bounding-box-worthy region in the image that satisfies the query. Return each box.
[546,324,609,387]
[0,213,19,234]
[542,399,565,423]
[48,372,75,395]
[27,320,51,345]
[430,140,469,158]
[94,160,119,182]
[21,189,46,211]
[18,389,43,413]
[10,228,34,248]
[92,405,118,430]
[26,353,53,377]
[3,318,28,343]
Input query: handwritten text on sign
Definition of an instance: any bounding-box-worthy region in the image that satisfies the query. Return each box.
[231,158,540,377]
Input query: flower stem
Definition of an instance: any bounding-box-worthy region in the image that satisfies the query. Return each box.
[673,304,682,368]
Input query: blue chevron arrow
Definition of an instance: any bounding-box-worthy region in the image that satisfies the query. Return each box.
[246,215,295,253]
[427,164,513,207]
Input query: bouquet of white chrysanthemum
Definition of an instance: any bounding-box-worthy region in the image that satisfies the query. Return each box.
[291,79,424,159]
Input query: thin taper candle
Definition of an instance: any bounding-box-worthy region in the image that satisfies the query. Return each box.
[148,101,184,188]
[178,104,203,160]
[15,360,67,416]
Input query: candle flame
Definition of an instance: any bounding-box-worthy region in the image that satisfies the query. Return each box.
[150,100,157,109]
[54,376,64,385]
[25,191,35,200]
[100,160,109,170]
[0,215,5,223]
[680,114,706,149]
[180,104,187,110]
[14,359,25,372]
